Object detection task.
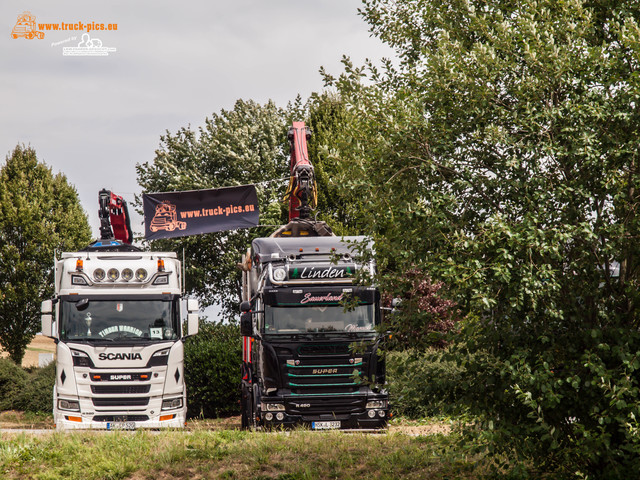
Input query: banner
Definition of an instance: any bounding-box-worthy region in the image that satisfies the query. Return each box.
[143,185,259,240]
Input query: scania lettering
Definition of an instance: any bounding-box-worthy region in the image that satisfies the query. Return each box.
[98,353,143,361]
[239,123,389,430]
[41,189,199,430]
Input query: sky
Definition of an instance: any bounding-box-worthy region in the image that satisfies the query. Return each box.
[1,0,394,237]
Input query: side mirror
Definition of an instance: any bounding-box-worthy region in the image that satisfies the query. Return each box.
[41,314,55,338]
[240,301,251,313]
[187,298,199,313]
[186,313,199,337]
[41,300,56,338]
[240,312,253,336]
[41,300,53,314]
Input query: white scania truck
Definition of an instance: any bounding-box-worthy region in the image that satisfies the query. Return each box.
[41,190,199,430]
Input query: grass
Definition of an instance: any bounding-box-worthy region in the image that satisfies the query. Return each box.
[0,414,536,479]
[0,423,494,480]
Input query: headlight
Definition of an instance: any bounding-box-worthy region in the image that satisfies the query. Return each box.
[107,268,119,281]
[161,397,183,410]
[366,400,387,409]
[93,268,106,281]
[149,348,170,366]
[261,403,285,412]
[71,350,92,367]
[272,267,286,282]
[58,399,80,412]
[135,268,147,281]
[71,275,88,286]
[121,268,133,281]
[152,275,169,285]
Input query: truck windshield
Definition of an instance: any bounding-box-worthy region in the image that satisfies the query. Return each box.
[60,298,180,342]
[264,304,377,334]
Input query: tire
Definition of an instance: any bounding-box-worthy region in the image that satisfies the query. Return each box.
[240,383,250,430]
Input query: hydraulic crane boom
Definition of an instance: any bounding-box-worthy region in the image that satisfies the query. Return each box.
[284,122,316,221]
[98,188,134,244]
[275,122,331,237]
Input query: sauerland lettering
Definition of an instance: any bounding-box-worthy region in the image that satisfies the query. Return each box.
[300,292,344,304]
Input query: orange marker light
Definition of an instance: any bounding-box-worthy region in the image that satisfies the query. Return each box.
[76,259,83,271]
[157,259,165,272]
[160,414,175,421]
[66,416,82,422]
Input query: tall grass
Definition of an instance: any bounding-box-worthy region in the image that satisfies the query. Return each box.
[0,429,493,480]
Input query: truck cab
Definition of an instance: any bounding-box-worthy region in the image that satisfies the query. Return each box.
[240,236,389,430]
[41,246,199,430]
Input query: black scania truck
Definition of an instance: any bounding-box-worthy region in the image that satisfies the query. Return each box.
[239,235,388,430]
[239,122,388,430]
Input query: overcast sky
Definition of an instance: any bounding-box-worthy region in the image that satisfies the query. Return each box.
[1,0,393,236]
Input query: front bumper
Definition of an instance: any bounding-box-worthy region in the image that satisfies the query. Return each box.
[258,407,389,430]
[54,411,186,430]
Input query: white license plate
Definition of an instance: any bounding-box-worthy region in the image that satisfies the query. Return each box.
[312,421,341,430]
[106,422,136,430]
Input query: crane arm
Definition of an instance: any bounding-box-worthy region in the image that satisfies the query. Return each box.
[282,122,317,221]
[98,189,134,244]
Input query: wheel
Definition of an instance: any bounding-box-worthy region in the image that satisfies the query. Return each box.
[240,382,250,429]
[251,383,261,430]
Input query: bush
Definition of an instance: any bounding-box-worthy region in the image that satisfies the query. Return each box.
[19,362,55,413]
[0,358,28,410]
[387,349,470,418]
[184,322,241,418]
[0,358,54,413]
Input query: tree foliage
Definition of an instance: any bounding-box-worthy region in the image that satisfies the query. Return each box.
[0,145,91,364]
[183,322,241,418]
[136,99,290,321]
[325,0,640,475]
[136,96,373,320]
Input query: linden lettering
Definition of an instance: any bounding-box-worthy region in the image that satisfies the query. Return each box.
[98,352,142,361]
[298,267,348,279]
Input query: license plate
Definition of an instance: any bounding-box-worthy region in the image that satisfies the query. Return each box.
[106,422,136,430]
[312,421,341,430]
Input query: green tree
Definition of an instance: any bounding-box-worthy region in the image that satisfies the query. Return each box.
[0,145,91,364]
[327,0,640,475]
[136,99,290,321]
[305,92,368,235]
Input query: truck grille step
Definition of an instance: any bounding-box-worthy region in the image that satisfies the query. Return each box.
[91,385,151,395]
[93,415,150,422]
[92,397,149,407]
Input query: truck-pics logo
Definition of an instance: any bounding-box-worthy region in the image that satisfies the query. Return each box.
[143,185,260,240]
[11,11,119,57]
[150,202,187,233]
[11,12,44,39]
